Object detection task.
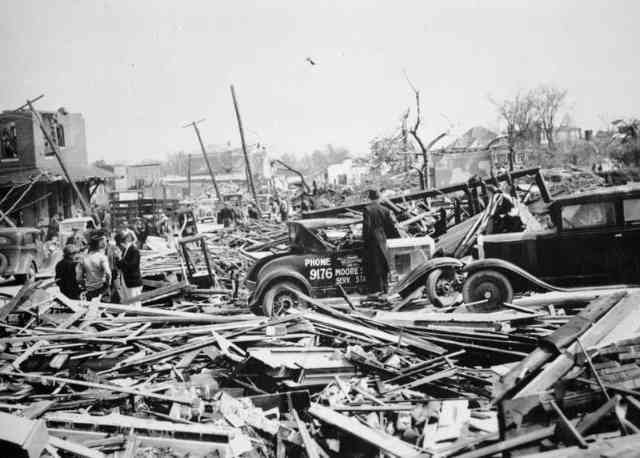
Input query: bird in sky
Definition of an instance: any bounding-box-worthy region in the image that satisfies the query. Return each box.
[305,57,316,66]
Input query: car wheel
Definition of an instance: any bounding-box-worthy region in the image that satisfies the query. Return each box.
[262,281,303,317]
[425,268,461,307]
[462,269,513,310]
[15,262,36,284]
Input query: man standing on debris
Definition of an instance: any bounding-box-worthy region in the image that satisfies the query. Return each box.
[55,245,81,299]
[217,202,235,228]
[77,234,112,300]
[362,189,400,294]
[116,232,142,306]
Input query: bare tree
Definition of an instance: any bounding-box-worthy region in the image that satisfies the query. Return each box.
[403,71,448,189]
[490,90,537,170]
[532,85,567,149]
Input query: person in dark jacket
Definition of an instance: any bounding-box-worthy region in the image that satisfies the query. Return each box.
[55,245,81,299]
[362,189,399,294]
[217,203,235,227]
[116,232,142,306]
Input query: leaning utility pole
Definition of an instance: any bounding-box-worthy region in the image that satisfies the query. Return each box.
[21,95,90,212]
[186,153,192,198]
[230,85,258,203]
[183,119,221,201]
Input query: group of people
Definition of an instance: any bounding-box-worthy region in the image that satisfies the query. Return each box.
[55,228,142,305]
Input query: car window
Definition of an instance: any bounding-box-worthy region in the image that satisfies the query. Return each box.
[623,198,640,225]
[561,201,616,229]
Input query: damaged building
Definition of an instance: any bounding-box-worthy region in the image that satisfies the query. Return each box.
[0,107,112,225]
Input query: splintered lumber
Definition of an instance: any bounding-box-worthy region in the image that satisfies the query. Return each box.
[45,412,239,442]
[48,436,106,458]
[493,292,626,402]
[301,310,446,355]
[0,280,39,321]
[455,426,555,458]
[292,409,319,458]
[120,280,187,305]
[309,404,423,458]
[385,367,458,394]
[7,372,193,405]
[0,410,49,458]
[516,292,636,399]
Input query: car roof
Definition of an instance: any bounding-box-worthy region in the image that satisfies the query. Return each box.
[552,184,640,207]
[289,217,362,230]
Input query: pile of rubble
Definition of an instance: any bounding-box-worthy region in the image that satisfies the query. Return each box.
[2,267,640,457]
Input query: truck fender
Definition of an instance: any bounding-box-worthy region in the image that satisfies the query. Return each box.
[463,258,562,293]
[394,257,463,297]
[250,269,312,307]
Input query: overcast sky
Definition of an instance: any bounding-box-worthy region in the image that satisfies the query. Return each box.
[1,1,638,163]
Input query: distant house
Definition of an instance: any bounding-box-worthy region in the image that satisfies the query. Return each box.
[553,126,582,144]
[430,126,515,187]
[0,107,112,226]
[326,158,369,187]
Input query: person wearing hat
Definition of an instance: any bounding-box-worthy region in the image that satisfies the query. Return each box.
[55,244,82,299]
[362,189,399,294]
[77,233,111,300]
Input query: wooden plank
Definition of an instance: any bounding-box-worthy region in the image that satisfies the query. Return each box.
[292,409,319,458]
[49,436,106,458]
[384,367,457,394]
[309,404,423,458]
[8,372,193,405]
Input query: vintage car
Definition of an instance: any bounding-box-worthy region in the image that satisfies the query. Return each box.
[0,227,53,283]
[246,218,435,315]
[59,217,97,244]
[246,218,367,316]
[397,185,640,308]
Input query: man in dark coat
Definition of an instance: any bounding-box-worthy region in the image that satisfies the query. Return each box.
[116,232,142,306]
[362,189,399,294]
[55,244,81,299]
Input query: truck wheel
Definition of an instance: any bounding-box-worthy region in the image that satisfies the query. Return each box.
[426,268,461,307]
[262,281,303,317]
[15,262,36,284]
[462,269,513,309]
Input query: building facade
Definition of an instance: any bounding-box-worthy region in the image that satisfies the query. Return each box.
[0,108,111,227]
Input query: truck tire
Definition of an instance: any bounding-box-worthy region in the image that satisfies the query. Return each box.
[262,281,303,317]
[462,269,513,310]
[426,268,461,307]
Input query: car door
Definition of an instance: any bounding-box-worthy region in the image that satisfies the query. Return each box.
[332,247,367,294]
[539,200,620,286]
[620,197,640,283]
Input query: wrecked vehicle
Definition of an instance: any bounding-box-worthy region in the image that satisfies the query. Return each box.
[399,184,640,308]
[246,218,433,316]
[0,227,54,283]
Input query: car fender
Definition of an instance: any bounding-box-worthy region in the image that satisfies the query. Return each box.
[13,251,35,274]
[394,257,463,297]
[250,268,312,306]
[463,258,563,293]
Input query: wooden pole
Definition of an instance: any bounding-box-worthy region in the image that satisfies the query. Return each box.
[25,99,90,212]
[230,85,258,203]
[187,153,192,198]
[183,120,221,201]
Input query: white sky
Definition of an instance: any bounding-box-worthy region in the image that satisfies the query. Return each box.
[1,0,638,163]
